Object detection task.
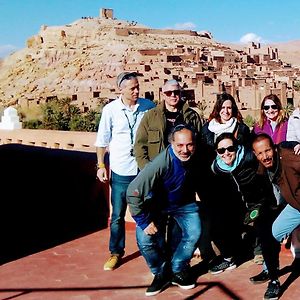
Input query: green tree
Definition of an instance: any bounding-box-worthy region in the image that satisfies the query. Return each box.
[69,109,101,132]
[23,119,43,129]
[42,98,81,130]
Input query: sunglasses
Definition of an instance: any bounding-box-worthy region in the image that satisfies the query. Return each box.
[164,90,180,97]
[216,145,236,155]
[263,105,278,110]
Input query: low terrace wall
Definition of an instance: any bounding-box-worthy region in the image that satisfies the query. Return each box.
[0,129,97,152]
[0,129,135,264]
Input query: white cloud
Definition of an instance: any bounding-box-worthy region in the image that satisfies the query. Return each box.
[0,44,18,58]
[239,33,265,44]
[173,22,197,30]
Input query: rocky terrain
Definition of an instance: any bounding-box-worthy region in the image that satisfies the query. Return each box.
[0,14,299,109]
[228,40,300,67]
[270,40,300,66]
[0,17,215,107]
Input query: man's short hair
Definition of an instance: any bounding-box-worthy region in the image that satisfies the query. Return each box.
[162,79,181,92]
[116,72,138,88]
[168,123,196,143]
[252,133,275,149]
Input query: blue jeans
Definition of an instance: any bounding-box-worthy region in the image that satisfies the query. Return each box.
[109,171,136,256]
[272,204,300,242]
[136,202,201,275]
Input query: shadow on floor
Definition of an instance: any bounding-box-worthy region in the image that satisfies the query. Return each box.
[0,144,109,264]
[0,280,242,300]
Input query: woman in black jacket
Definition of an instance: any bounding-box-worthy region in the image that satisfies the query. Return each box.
[209,133,281,300]
[201,93,251,155]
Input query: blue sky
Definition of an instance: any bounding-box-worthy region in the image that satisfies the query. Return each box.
[1,0,300,58]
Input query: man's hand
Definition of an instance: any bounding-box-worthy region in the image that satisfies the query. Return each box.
[97,167,108,183]
[144,222,158,235]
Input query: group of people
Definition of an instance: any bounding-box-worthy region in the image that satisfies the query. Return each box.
[95,71,300,300]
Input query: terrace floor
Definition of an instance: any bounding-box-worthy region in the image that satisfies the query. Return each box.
[1,224,299,300]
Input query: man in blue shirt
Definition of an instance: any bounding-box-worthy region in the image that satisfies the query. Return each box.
[95,72,155,271]
[127,124,201,296]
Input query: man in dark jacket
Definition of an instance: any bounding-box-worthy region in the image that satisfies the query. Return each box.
[252,133,300,300]
[133,79,213,264]
[127,125,201,296]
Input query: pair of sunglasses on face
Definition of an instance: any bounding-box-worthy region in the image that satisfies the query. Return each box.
[263,104,278,110]
[164,90,180,97]
[216,145,236,155]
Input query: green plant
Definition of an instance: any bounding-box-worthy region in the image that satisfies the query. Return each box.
[283,103,295,118]
[23,119,43,129]
[196,100,207,120]
[41,97,81,130]
[244,115,256,128]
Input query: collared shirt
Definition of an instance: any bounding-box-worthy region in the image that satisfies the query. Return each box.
[95,96,155,176]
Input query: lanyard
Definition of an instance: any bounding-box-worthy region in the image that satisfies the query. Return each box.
[123,109,139,146]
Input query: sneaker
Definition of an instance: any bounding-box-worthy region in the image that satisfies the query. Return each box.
[209,257,236,275]
[171,270,195,290]
[263,280,280,300]
[254,254,264,265]
[103,254,120,271]
[250,270,270,284]
[145,273,170,296]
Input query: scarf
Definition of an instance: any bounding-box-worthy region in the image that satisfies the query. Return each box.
[208,117,237,138]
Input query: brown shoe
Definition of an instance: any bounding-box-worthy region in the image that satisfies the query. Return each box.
[103,254,120,271]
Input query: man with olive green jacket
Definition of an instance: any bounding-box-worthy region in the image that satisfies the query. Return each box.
[134,79,202,170]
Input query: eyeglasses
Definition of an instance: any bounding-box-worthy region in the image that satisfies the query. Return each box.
[263,105,278,110]
[216,145,236,155]
[164,90,180,97]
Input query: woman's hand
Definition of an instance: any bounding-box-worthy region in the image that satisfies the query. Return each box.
[294,144,300,155]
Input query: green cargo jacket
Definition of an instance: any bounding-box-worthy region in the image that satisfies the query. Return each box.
[134,101,202,170]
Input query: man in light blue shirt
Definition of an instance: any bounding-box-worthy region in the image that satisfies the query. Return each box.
[95,72,155,271]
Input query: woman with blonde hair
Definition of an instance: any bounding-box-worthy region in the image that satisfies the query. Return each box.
[253,94,288,144]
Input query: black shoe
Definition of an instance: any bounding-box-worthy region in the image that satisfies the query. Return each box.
[171,270,195,290]
[209,257,236,275]
[145,273,170,296]
[250,270,270,284]
[263,280,280,300]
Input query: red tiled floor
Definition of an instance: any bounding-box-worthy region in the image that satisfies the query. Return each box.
[0,226,299,300]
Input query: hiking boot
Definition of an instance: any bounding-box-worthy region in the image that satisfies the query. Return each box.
[263,280,280,300]
[103,254,120,271]
[171,270,195,289]
[254,254,264,265]
[209,257,236,275]
[250,270,270,284]
[145,273,170,296]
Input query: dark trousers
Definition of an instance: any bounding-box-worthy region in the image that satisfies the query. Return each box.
[254,206,282,280]
[210,199,245,259]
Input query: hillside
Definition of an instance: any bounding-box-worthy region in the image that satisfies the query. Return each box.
[270,40,300,66]
[227,40,300,67]
[0,17,215,107]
